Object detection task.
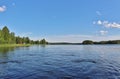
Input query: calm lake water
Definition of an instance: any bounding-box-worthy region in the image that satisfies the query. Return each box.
[0,45,120,79]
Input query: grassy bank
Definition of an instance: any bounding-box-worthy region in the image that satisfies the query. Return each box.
[0,44,31,47]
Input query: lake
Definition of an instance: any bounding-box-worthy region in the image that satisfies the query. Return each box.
[0,45,120,79]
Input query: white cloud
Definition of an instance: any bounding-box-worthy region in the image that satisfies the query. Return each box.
[97,20,102,25]
[94,20,120,28]
[100,30,108,35]
[0,5,6,12]
[96,11,102,16]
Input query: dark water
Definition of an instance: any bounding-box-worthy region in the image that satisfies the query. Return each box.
[0,45,120,79]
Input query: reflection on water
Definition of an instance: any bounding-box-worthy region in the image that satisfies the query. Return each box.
[0,47,15,62]
[40,44,46,48]
[0,45,120,79]
[0,47,15,53]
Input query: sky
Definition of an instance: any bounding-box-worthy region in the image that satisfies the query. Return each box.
[0,0,120,43]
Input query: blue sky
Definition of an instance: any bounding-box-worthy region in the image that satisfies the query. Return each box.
[0,0,120,42]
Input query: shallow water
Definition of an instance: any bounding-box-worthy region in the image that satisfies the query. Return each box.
[0,45,120,79]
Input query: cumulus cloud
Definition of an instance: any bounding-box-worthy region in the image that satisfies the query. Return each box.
[96,11,102,16]
[0,5,6,12]
[94,20,120,28]
[100,30,108,35]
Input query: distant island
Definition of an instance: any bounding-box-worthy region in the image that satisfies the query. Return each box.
[82,40,120,45]
[0,26,120,47]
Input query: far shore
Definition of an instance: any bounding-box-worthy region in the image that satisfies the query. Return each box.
[0,43,120,48]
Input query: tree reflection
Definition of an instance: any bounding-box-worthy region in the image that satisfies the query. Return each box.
[40,44,46,48]
[0,47,15,53]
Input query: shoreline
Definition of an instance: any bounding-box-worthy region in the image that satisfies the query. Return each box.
[0,44,31,47]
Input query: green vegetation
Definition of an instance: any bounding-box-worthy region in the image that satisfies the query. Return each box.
[82,40,94,45]
[34,39,48,44]
[1,26,120,46]
[82,40,120,45]
[94,40,120,44]
[0,26,48,46]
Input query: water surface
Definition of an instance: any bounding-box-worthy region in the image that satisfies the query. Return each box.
[0,45,120,79]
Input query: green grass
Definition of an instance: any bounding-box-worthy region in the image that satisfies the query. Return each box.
[0,44,31,47]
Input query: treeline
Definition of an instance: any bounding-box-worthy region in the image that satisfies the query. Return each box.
[82,40,120,44]
[0,26,48,44]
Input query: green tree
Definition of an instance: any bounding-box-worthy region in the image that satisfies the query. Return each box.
[30,40,34,44]
[39,39,48,44]
[0,26,49,45]
[16,36,23,44]
[0,29,4,44]
[24,37,30,44]
[2,26,10,44]
[10,32,16,44]
[34,40,40,44]
[82,40,93,45]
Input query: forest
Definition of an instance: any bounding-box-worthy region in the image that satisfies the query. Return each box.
[0,26,48,44]
[82,40,120,44]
